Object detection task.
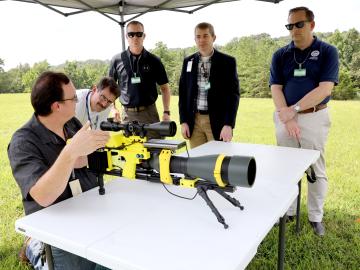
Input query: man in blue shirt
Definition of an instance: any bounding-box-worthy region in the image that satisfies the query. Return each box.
[270,6,339,236]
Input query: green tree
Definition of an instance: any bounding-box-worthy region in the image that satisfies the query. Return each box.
[0,64,30,93]
[150,42,181,94]
[0,58,5,92]
[223,34,282,98]
[328,29,360,99]
[0,58,4,73]
[22,61,50,92]
[333,70,358,100]
[62,60,107,89]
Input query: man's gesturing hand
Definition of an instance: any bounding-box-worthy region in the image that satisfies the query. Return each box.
[67,122,110,158]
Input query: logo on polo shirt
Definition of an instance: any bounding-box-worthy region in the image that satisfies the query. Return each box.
[309,50,320,60]
[143,64,150,72]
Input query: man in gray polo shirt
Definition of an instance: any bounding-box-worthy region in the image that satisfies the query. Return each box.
[8,71,110,269]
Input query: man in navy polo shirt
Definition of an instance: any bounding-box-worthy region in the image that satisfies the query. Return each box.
[270,6,339,236]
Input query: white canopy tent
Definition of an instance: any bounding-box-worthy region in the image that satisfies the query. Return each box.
[9,0,284,50]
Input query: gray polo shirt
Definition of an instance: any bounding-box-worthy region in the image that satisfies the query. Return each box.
[8,114,98,215]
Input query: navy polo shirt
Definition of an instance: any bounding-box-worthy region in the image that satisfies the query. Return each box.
[269,37,339,106]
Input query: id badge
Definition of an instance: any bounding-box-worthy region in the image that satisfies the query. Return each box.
[69,179,83,196]
[131,76,141,84]
[186,61,193,72]
[294,68,306,77]
[204,82,211,90]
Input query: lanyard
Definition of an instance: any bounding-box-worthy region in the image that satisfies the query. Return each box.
[293,49,311,69]
[200,61,210,80]
[63,127,76,180]
[200,54,212,82]
[129,53,141,77]
[85,90,99,130]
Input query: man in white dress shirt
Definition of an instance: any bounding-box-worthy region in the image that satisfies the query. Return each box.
[75,77,120,129]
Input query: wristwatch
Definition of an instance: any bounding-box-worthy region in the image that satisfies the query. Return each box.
[163,110,170,115]
[293,103,301,113]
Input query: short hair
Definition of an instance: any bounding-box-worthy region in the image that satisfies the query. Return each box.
[126,20,144,32]
[288,6,315,22]
[97,76,120,98]
[195,22,215,37]
[31,71,70,116]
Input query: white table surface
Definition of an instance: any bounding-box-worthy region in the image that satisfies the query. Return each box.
[179,141,320,189]
[15,141,319,270]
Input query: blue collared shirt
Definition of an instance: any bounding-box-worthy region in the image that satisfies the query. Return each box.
[269,36,339,106]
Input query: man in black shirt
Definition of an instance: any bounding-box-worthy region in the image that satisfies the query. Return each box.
[8,71,109,269]
[109,20,171,138]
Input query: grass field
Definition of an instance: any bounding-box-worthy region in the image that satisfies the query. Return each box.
[0,94,359,270]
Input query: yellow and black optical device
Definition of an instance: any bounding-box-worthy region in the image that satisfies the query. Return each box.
[88,120,256,229]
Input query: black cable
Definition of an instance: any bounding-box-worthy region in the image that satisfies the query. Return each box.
[162,183,198,200]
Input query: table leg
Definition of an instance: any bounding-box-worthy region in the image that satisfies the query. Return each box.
[45,244,54,270]
[277,214,286,270]
[296,180,302,234]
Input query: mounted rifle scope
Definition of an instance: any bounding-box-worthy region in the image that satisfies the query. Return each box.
[149,154,256,188]
[100,121,177,137]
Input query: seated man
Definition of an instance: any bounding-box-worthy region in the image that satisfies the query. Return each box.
[8,71,110,269]
[75,76,120,128]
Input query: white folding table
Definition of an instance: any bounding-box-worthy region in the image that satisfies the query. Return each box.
[15,141,319,270]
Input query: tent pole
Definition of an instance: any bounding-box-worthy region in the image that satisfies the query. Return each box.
[119,0,126,51]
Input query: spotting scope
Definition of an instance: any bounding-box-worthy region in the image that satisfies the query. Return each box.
[148,154,256,188]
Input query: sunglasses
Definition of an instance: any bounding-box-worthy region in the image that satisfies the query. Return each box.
[127,32,144,38]
[60,93,78,103]
[285,20,309,30]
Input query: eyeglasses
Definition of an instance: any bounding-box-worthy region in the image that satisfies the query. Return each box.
[127,32,144,38]
[60,93,78,102]
[99,94,114,106]
[285,20,309,30]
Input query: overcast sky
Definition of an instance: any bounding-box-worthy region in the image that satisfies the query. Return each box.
[1,0,359,71]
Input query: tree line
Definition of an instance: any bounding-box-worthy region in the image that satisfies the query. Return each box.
[0,28,359,100]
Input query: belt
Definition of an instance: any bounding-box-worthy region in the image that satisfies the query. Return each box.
[124,104,154,112]
[298,104,327,114]
[195,109,209,115]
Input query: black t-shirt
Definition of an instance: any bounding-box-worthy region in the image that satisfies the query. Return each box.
[7,114,98,215]
[108,48,169,107]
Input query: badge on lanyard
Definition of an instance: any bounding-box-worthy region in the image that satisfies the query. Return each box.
[131,75,141,84]
[131,77,141,84]
[69,179,83,196]
[69,170,82,196]
[294,68,306,77]
[187,60,193,72]
[92,115,99,130]
[204,82,211,90]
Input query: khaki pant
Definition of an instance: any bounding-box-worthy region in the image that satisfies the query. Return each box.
[274,108,331,222]
[122,104,161,139]
[190,113,214,148]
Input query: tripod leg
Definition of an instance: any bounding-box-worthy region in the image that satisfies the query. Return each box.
[97,174,105,195]
[214,189,244,210]
[197,186,229,229]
